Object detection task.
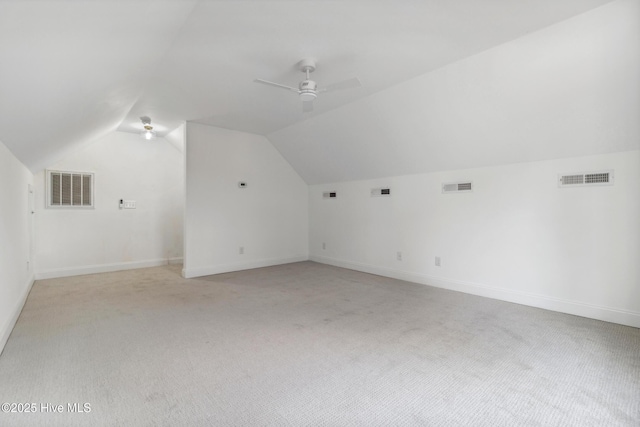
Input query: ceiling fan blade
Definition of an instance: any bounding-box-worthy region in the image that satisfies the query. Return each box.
[254,79,299,92]
[319,77,361,93]
[302,100,314,113]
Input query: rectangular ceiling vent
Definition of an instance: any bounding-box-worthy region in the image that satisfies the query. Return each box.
[558,170,614,188]
[371,188,391,197]
[442,182,473,194]
[322,191,337,199]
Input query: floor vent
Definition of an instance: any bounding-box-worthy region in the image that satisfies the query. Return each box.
[371,188,391,197]
[442,182,473,193]
[322,191,337,199]
[558,170,613,188]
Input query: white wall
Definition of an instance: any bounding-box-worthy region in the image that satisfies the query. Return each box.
[0,140,34,354]
[183,123,308,278]
[310,151,640,327]
[35,131,184,279]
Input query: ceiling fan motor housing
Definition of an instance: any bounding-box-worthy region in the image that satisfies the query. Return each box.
[299,80,317,101]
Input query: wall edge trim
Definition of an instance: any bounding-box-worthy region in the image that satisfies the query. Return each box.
[0,274,35,357]
[35,259,175,280]
[182,255,309,279]
[310,255,640,328]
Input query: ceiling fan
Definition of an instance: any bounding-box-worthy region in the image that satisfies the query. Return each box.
[254,58,361,112]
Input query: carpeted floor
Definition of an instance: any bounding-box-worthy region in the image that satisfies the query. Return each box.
[0,261,638,426]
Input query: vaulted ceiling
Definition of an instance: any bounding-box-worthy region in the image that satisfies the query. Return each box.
[0,0,632,179]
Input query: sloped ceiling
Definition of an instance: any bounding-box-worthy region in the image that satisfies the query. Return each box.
[269,0,640,184]
[0,0,625,176]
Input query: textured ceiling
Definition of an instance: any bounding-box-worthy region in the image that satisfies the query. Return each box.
[0,0,621,173]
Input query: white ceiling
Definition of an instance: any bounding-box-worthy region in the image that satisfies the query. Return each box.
[0,0,622,174]
[269,0,640,184]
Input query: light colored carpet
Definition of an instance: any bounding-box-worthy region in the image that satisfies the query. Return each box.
[0,261,638,426]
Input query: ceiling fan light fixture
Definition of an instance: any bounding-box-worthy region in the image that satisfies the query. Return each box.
[254,57,361,113]
[299,91,317,102]
[140,116,157,140]
[143,127,156,140]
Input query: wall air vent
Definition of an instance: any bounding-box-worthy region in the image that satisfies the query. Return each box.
[442,182,473,194]
[558,170,613,188]
[46,170,95,208]
[371,188,391,197]
[322,191,337,199]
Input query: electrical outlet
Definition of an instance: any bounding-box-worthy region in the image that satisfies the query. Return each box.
[239,246,244,255]
[322,242,326,250]
[435,256,441,267]
[397,251,402,261]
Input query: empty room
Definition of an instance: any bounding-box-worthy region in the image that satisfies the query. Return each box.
[0,0,638,425]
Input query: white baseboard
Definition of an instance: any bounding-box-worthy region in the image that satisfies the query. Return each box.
[310,255,640,328]
[0,274,35,357]
[35,258,179,280]
[182,255,309,279]
[168,257,184,265]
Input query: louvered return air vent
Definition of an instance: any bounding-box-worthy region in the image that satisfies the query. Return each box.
[558,170,613,188]
[47,170,94,208]
[442,182,473,194]
[322,191,337,199]
[371,188,391,197]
